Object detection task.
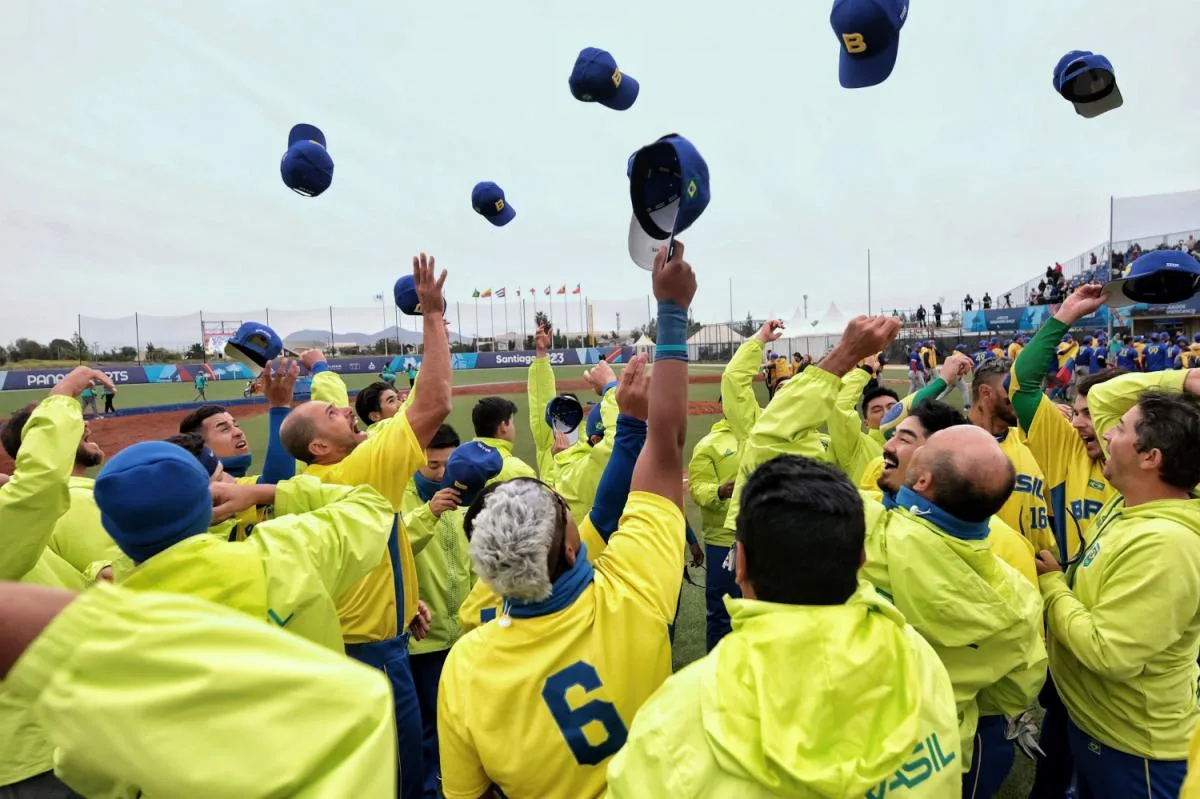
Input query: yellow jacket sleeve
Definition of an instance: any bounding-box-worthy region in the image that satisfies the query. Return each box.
[401,485,439,557]
[6,583,396,799]
[596,492,687,622]
[310,368,351,408]
[0,395,81,580]
[827,367,880,484]
[527,356,559,484]
[1088,370,1189,455]
[322,413,427,511]
[724,367,841,531]
[252,476,393,603]
[720,339,764,442]
[1040,524,1200,681]
[687,439,723,512]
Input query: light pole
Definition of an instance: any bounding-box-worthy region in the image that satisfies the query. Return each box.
[374,294,388,357]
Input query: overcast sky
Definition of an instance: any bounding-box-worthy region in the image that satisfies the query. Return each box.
[2,0,1199,344]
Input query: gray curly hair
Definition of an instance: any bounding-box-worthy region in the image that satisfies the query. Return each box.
[469,480,561,601]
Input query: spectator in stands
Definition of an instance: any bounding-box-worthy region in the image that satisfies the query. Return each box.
[932,301,942,328]
[915,304,927,326]
[1187,234,1196,253]
[1090,252,1097,267]
[982,293,992,309]
[1003,292,1012,309]
[1028,289,1039,306]
[964,294,974,311]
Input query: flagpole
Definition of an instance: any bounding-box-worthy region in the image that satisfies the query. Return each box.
[474,298,479,352]
[489,297,495,344]
[521,298,526,348]
[456,301,463,353]
[503,296,509,351]
[577,290,584,346]
[563,290,569,348]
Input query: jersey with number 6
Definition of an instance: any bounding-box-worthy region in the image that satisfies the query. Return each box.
[437,492,685,799]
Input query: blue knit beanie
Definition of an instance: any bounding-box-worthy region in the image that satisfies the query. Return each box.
[94,441,213,563]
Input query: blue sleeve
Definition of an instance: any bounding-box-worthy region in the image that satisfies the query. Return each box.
[588,414,648,541]
[309,362,329,375]
[685,523,698,546]
[256,407,295,485]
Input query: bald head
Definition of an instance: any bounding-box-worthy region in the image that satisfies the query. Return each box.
[905,426,1015,522]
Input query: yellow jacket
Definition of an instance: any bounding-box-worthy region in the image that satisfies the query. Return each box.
[6,583,397,798]
[401,481,475,654]
[473,436,537,484]
[307,369,427,643]
[119,476,392,652]
[607,583,961,798]
[47,476,122,576]
[0,394,89,786]
[688,419,740,548]
[826,366,883,485]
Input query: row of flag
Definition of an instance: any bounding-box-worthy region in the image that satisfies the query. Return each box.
[471,284,581,299]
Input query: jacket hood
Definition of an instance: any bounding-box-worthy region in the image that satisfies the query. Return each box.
[700,584,928,797]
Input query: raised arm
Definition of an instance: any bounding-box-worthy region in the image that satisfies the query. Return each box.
[258,359,300,485]
[0,368,112,580]
[720,320,782,442]
[527,324,559,483]
[826,362,879,483]
[588,367,651,539]
[1088,369,1191,450]
[402,253,454,447]
[629,244,696,507]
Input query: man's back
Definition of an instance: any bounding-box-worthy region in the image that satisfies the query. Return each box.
[607,584,961,798]
[861,497,1046,764]
[438,491,684,799]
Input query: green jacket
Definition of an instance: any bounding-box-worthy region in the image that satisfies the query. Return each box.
[862,495,1047,767]
[119,476,393,653]
[0,395,90,786]
[687,419,740,547]
[401,480,475,654]
[607,583,962,798]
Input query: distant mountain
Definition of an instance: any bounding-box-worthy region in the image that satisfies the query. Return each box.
[282,326,472,347]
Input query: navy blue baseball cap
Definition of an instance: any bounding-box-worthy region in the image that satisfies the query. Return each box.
[1104,250,1200,307]
[225,322,284,377]
[442,441,504,506]
[281,124,334,196]
[585,402,605,440]
[545,395,584,434]
[830,0,909,89]
[627,134,710,270]
[1053,51,1123,119]
[394,274,447,316]
[472,182,516,226]
[569,47,639,111]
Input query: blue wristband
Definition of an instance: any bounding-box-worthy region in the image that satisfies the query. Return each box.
[655,301,689,362]
[309,362,329,375]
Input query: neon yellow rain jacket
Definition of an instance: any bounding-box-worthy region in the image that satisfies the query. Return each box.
[607,583,961,798]
[826,366,882,485]
[473,436,537,484]
[6,582,397,798]
[688,418,740,548]
[45,476,121,576]
[119,476,392,652]
[526,354,618,523]
[862,496,1047,766]
[0,394,89,787]
[401,480,474,655]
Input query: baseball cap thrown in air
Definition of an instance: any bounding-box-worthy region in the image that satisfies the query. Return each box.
[281,124,334,196]
[1053,51,1123,119]
[569,47,639,111]
[225,322,284,377]
[472,182,516,226]
[830,0,909,89]
[627,134,711,270]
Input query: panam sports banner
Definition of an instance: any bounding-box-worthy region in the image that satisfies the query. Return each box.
[0,347,634,391]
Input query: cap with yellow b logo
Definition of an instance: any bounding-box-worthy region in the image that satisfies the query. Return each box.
[568,47,640,111]
[830,0,909,89]
[471,181,517,227]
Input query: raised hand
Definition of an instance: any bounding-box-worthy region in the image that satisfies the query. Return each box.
[1055,283,1106,324]
[299,349,326,373]
[584,359,616,395]
[651,241,697,309]
[615,354,651,421]
[262,359,300,408]
[754,319,786,344]
[51,367,115,399]
[413,253,447,316]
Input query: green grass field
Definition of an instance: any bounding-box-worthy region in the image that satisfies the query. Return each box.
[1,361,1033,794]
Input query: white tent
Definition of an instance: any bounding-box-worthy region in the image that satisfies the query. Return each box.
[778,303,850,357]
[633,334,655,361]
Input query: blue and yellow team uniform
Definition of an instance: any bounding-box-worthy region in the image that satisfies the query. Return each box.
[688,416,743,651]
[0,395,90,789]
[438,491,685,799]
[972,346,996,367]
[1008,341,1024,362]
[994,430,1056,555]
[305,365,429,798]
[1010,318,1114,562]
[1116,344,1140,371]
[1144,340,1168,372]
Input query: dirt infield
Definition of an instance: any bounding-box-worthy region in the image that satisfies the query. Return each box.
[0,373,727,472]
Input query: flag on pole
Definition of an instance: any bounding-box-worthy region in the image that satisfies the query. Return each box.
[373,293,384,302]
[516,289,521,296]
[557,285,567,295]
[571,284,581,295]
[472,289,481,298]
[481,288,494,298]
[530,287,536,295]
[496,288,507,298]
[544,286,551,295]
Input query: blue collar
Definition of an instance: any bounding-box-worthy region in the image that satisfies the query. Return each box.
[412,471,440,503]
[884,486,991,541]
[219,453,253,478]
[507,544,595,619]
